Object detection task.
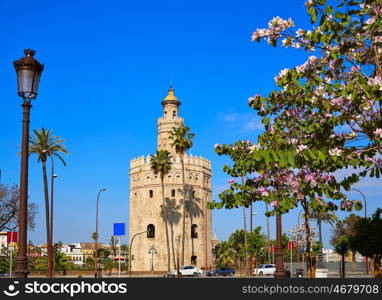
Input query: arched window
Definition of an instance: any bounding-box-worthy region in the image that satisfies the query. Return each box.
[171,189,176,197]
[147,224,155,238]
[191,224,198,239]
[192,191,196,198]
[149,190,153,198]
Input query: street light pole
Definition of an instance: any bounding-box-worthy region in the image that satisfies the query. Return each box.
[129,231,147,277]
[95,188,106,278]
[351,188,368,275]
[14,49,44,278]
[249,211,258,276]
[48,154,57,278]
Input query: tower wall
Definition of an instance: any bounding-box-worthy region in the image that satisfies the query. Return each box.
[129,154,213,272]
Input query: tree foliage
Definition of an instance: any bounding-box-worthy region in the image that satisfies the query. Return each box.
[0,184,37,232]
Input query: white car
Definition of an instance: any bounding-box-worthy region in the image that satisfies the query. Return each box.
[253,264,276,276]
[168,265,203,277]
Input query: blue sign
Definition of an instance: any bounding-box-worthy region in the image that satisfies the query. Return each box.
[113,223,126,236]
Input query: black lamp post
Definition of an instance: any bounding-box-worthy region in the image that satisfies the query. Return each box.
[13,49,44,278]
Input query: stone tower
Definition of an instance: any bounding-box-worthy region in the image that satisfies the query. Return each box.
[129,86,213,273]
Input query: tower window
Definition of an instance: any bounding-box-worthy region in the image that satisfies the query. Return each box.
[149,190,153,198]
[191,224,198,239]
[172,111,176,118]
[192,191,196,197]
[147,224,155,238]
[171,189,176,197]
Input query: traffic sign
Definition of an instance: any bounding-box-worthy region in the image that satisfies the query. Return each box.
[113,223,126,236]
[7,232,18,243]
[287,241,295,251]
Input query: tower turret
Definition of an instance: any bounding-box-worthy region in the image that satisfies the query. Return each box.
[157,85,184,154]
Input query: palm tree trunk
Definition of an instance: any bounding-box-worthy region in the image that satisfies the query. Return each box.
[181,154,186,266]
[161,175,171,272]
[42,161,51,272]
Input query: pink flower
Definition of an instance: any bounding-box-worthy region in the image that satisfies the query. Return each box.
[297,144,308,152]
[374,128,382,138]
[270,200,279,207]
[258,186,269,197]
[329,148,342,156]
[228,179,235,184]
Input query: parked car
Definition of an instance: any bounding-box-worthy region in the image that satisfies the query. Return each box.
[207,267,235,277]
[253,264,276,276]
[166,265,203,277]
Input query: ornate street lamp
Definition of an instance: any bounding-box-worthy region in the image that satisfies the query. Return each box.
[148,244,157,272]
[13,49,44,278]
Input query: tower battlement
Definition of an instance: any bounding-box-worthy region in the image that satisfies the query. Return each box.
[157,116,184,124]
[130,153,211,170]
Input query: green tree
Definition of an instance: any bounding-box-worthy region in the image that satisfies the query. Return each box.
[248,227,267,268]
[349,208,382,278]
[334,235,349,278]
[29,127,68,273]
[85,257,95,270]
[150,149,173,271]
[169,125,194,265]
[331,214,361,265]
[214,241,236,269]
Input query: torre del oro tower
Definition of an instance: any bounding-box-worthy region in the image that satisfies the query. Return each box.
[129,86,213,272]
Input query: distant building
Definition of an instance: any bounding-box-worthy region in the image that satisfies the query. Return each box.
[0,232,7,250]
[61,243,83,265]
[80,243,96,262]
[322,248,364,263]
[323,248,341,262]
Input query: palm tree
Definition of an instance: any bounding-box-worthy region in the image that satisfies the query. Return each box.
[310,209,338,268]
[334,235,349,278]
[168,125,194,265]
[29,128,68,275]
[150,150,173,272]
[214,241,236,268]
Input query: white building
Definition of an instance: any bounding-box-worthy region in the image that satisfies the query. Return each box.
[322,248,341,262]
[61,243,84,265]
[0,232,8,255]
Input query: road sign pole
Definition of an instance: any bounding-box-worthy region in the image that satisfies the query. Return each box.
[290,245,293,275]
[118,236,121,278]
[9,231,13,278]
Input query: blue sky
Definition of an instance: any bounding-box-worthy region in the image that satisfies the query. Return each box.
[0,0,380,249]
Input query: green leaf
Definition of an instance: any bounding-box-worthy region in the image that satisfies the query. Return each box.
[317,150,326,162]
[325,5,333,14]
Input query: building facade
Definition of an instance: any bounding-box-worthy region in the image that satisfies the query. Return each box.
[129,86,213,272]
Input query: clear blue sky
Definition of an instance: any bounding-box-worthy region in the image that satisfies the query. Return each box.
[0,0,380,249]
